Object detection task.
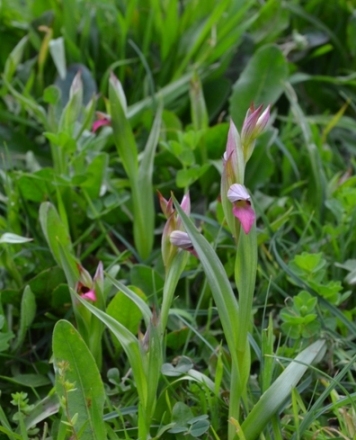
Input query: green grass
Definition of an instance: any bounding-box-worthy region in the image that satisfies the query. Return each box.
[1,0,356,439]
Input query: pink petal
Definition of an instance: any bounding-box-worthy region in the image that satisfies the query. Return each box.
[94,261,103,282]
[241,104,263,139]
[92,118,111,132]
[256,105,270,131]
[158,192,174,218]
[80,290,97,301]
[232,203,255,234]
[180,193,191,215]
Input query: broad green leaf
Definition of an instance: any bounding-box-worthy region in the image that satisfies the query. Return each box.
[176,164,210,188]
[80,153,108,199]
[240,339,326,439]
[230,45,288,129]
[17,168,54,203]
[52,320,106,440]
[293,252,325,273]
[170,402,193,431]
[165,327,190,350]
[106,275,152,325]
[189,419,210,437]
[12,286,36,352]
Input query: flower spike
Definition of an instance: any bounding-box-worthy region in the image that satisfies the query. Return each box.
[241,104,270,161]
[160,192,196,268]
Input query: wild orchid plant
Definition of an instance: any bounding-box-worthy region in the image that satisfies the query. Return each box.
[166,104,270,438]
[171,105,325,439]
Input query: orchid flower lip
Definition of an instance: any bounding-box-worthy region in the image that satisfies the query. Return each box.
[227,184,255,234]
[232,204,255,234]
[92,118,111,132]
[80,289,97,302]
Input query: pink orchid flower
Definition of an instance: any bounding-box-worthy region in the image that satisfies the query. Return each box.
[76,261,103,302]
[158,192,195,267]
[227,183,255,234]
[92,112,111,132]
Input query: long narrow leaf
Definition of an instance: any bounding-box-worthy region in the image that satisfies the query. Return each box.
[133,104,163,259]
[173,198,239,358]
[109,74,138,180]
[240,339,326,440]
[75,294,148,407]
